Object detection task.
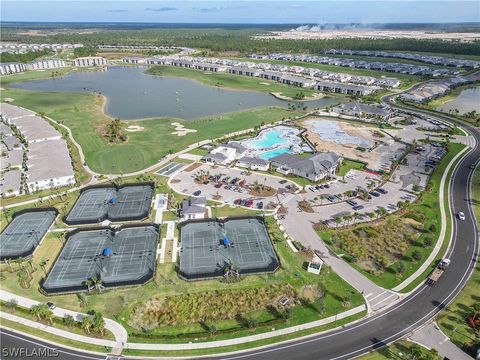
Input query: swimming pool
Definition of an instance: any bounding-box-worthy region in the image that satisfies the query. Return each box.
[238,126,310,159]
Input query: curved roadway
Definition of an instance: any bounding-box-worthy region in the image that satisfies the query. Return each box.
[1,94,479,360]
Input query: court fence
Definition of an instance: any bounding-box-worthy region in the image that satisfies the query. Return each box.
[40,222,160,295]
[64,182,155,225]
[177,215,280,281]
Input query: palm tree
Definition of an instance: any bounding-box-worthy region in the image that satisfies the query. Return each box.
[81,316,93,334]
[39,260,48,276]
[84,278,93,293]
[4,258,13,272]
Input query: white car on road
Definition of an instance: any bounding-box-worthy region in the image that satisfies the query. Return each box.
[458,212,465,221]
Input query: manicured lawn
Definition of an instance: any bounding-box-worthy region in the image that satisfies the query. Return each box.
[436,168,480,355]
[0,216,364,344]
[121,311,367,357]
[147,65,318,99]
[359,340,441,359]
[318,143,466,289]
[0,318,112,354]
[337,159,367,177]
[211,205,263,217]
[0,87,303,174]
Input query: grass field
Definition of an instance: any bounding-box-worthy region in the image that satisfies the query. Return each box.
[436,168,480,355]
[337,159,367,177]
[359,340,441,360]
[0,216,364,344]
[1,318,112,354]
[0,87,303,174]
[318,143,466,289]
[147,65,319,99]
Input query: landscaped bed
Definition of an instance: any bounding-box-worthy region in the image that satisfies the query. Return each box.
[317,142,466,289]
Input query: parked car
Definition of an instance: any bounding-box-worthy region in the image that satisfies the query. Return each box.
[214,183,222,188]
[47,302,56,311]
[352,205,364,211]
[193,190,202,196]
[369,191,380,197]
[202,180,209,185]
[377,188,388,194]
[279,179,287,184]
[256,202,264,209]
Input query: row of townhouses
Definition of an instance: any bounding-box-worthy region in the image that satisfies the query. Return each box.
[325,49,480,69]
[0,56,108,75]
[0,43,83,54]
[401,72,480,103]
[1,103,75,197]
[252,53,461,77]
[123,55,385,95]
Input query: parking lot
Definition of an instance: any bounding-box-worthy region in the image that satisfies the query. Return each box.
[281,143,441,227]
[169,163,299,210]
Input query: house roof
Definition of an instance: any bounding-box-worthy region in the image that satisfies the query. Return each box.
[237,156,269,166]
[181,197,206,215]
[203,152,228,161]
[273,152,341,176]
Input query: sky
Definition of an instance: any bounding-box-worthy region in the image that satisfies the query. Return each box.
[2,1,479,24]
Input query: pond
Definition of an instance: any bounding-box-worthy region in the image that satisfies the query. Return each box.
[11,66,342,120]
[437,86,480,115]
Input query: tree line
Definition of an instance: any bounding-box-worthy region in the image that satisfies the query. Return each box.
[2,28,480,56]
[0,49,54,63]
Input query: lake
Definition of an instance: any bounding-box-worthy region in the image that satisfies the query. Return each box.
[437,86,480,115]
[12,66,342,120]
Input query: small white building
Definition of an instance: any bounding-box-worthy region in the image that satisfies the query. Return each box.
[307,255,323,275]
[203,142,247,165]
[73,56,107,67]
[179,197,207,221]
[236,156,270,171]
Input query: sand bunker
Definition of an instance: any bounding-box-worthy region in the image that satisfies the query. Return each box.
[171,122,197,136]
[259,82,271,85]
[3,98,14,102]
[125,125,144,132]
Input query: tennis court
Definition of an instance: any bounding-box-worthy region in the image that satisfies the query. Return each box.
[179,217,279,280]
[0,210,57,260]
[42,225,159,294]
[65,184,154,224]
[155,162,185,177]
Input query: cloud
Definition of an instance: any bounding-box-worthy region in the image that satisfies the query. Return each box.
[192,5,250,13]
[145,7,178,12]
[107,9,128,13]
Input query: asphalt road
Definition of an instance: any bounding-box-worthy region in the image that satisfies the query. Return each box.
[1,96,478,360]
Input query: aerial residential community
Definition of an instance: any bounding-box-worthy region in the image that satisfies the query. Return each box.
[0,2,479,360]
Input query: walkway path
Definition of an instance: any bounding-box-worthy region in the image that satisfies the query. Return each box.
[126,305,366,351]
[408,321,473,360]
[392,144,472,292]
[0,289,127,355]
[279,203,400,312]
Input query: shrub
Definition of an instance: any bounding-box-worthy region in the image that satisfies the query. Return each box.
[412,250,422,261]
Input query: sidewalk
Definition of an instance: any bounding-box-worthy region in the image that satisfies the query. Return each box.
[0,311,116,349]
[392,144,472,292]
[0,289,126,354]
[126,305,366,351]
[408,321,473,360]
